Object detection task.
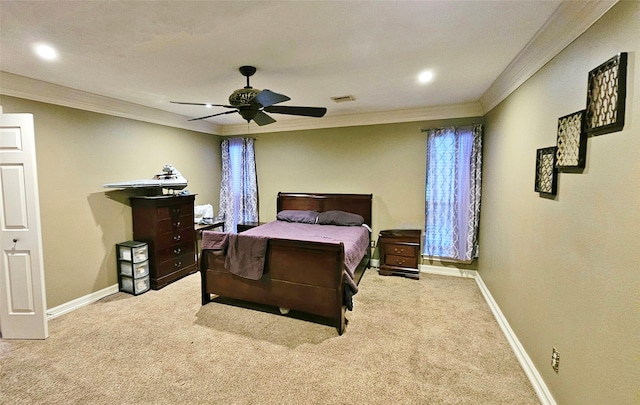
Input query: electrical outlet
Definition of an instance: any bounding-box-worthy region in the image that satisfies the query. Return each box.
[551,347,560,373]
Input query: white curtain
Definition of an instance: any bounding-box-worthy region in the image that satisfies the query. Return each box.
[423,124,482,261]
[219,138,258,233]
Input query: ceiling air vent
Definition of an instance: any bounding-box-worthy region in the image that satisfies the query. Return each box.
[330,95,356,103]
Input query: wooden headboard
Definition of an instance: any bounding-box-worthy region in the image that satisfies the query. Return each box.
[277,192,373,227]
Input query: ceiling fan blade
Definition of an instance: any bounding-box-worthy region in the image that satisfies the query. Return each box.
[188,110,238,121]
[264,105,327,118]
[252,111,277,126]
[252,89,290,108]
[171,101,235,108]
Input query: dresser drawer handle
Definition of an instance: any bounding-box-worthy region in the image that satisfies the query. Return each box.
[173,248,182,255]
[172,221,181,228]
[174,261,182,268]
[396,259,406,265]
[394,248,404,254]
[173,235,181,241]
[171,208,180,215]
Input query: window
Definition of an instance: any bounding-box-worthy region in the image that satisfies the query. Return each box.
[219,138,258,233]
[423,125,482,262]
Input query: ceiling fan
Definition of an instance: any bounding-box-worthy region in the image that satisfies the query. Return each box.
[171,66,327,126]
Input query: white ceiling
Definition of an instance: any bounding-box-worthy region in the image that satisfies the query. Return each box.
[0,1,615,135]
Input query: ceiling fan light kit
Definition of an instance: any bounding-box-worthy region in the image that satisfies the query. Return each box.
[171,66,327,126]
[229,88,260,106]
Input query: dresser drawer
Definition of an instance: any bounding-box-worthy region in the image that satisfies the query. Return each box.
[384,254,418,268]
[157,214,194,234]
[382,242,418,258]
[156,202,194,220]
[156,227,195,248]
[157,242,195,263]
[157,253,195,277]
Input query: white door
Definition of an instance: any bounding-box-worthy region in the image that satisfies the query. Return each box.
[0,112,48,339]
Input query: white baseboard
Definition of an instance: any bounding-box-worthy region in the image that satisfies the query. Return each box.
[420,264,556,405]
[46,284,119,320]
[419,264,478,278]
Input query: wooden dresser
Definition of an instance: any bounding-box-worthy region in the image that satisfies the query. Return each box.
[378,229,421,279]
[130,195,196,290]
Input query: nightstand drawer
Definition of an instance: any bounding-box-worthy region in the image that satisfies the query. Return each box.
[378,229,421,280]
[384,254,418,268]
[383,243,418,258]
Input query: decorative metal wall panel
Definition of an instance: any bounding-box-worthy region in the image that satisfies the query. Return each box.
[556,110,587,170]
[535,147,558,195]
[586,52,627,136]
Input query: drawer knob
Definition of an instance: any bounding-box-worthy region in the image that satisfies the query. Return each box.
[173,248,182,255]
[173,235,181,241]
[174,261,182,268]
[173,221,181,228]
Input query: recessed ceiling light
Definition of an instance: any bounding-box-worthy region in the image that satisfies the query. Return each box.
[33,43,58,61]
[418,70,434,84]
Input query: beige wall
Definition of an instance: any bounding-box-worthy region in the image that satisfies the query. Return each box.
[0,96,475,307]
[251,117,479,244]
[480,2,639,404]
[0,96,221,308]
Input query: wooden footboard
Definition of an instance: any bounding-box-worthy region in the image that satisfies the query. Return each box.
[201,238,348,334]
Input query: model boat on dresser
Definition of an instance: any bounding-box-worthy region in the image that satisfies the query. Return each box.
[103,164,187,191]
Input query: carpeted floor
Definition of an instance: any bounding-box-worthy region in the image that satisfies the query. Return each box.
[0,270,539,404]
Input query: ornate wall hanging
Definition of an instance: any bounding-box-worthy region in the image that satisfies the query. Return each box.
[535,147,558,195]
[586,52,627,136]
[556,110,587,171]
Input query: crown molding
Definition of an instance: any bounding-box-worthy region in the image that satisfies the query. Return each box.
[0,71,221,135]
[480,0,618,113]
[220,102,484,136]
[1,70,481,135]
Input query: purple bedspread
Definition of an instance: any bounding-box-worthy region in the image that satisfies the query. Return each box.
[242,221,370,295]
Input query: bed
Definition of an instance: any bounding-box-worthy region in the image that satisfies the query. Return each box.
[200,192,373,334]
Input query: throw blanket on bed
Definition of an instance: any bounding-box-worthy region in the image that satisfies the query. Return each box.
[224,233,268,280]
[201,231,229,252]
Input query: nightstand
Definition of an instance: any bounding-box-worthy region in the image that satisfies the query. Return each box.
[378,229,421,279]
[237,221,265,232]
[195,221,224,234]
